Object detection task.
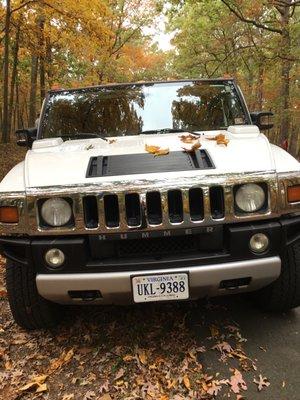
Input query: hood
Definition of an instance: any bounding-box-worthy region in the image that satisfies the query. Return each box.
[24,126,277,189]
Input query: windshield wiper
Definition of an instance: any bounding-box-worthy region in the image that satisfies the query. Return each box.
[61,133,108,141]
[140,128,200,136]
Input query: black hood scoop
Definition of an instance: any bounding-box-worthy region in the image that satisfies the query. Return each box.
[86,149,215,178]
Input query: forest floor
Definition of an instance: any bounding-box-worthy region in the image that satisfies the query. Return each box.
[0,144,299,400]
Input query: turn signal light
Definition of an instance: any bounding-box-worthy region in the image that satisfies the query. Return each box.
[0,206,19,223]
[287,185,300,203]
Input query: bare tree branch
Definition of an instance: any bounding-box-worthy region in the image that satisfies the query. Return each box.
[221,0,283,34]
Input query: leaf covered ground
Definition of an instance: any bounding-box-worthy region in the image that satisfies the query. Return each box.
[2,250,299,400]
[0,255,273,400]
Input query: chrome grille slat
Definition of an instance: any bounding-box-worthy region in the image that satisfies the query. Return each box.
[117,193,127,230]
[182,189,191,224]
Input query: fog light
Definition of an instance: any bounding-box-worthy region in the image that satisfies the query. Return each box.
[45,248,65,268]
[249,233,269,254]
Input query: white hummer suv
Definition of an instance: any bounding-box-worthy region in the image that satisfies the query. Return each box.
[0,79,299,330]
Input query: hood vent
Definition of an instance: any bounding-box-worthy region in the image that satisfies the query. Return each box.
[86,150,214,178]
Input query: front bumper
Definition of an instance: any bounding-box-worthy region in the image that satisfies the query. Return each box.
[36,257,281,304]
[1,216,299,305]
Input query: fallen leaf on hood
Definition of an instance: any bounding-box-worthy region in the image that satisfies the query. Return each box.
[108,139,116,144]
[254,375,270,391]
[20,374,48,393]
[229,369,247,394]
[182,140,201,153]
[179,133,200,144]
[207,133,230,146]
[183,374,191,390]
[145,144,169,156]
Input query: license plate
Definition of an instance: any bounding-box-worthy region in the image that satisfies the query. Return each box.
[132,273,189,303]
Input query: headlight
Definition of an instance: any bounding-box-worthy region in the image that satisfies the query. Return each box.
[235,183,266,213]
[41,198,72,227]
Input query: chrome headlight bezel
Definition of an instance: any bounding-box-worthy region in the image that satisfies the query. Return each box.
[39,197,73,227]
[234,183,268,214]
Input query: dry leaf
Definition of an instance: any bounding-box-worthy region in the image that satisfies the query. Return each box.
[155,147,169,156]
[114,368,125,380]
[20,374,48,393]
[108,139,116,144]
[210,325,219,338]
[49,348,74,373]
[62,395,75,400]
[179,133,200,144]
[138,349,147,365]
[229,369,247,394]
[36,383,48,393]
[99,395,112,400]
[206,380,223,396]
[83,390,96,400]
[213,341,233,354]
[183,375,191,390]
[182,140,201,153]
[145,144,169,156]
[254,375,270,391]
[123,354,135,362]
[207,133,230,146]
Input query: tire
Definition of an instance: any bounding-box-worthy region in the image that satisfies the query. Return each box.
[5,259,63,330]
[253,239,300,312]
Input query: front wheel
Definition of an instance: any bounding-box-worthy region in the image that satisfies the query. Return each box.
[5,259,63,330]
[253,239,300,312]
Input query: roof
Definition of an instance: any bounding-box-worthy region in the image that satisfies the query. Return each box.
[48,78,237,94]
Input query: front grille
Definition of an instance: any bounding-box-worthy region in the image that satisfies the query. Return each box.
[118,235,200,257]
[82,186,225,230]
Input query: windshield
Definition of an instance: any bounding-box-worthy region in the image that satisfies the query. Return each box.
[40,81,249,139]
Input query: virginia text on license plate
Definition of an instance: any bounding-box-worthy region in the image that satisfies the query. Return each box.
[132,273,189,303]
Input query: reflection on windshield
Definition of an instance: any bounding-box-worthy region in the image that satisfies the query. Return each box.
[41,81,247,138]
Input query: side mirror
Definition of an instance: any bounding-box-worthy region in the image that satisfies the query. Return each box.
[250,111,274,131]
[16,128,37,148]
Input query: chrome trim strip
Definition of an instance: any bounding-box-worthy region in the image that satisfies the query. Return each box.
[0,192,27,235]
[36,256,281,305]
[2,170,299,236]
[278,171,300,213]
[26,171,279,235]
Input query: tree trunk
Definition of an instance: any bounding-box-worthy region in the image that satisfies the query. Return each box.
[29,54,39,127]
[8,24,20,137]
[279,2,292,143]
[256,62,264,110]
[45,37,53,86]
[2,0,11,143]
